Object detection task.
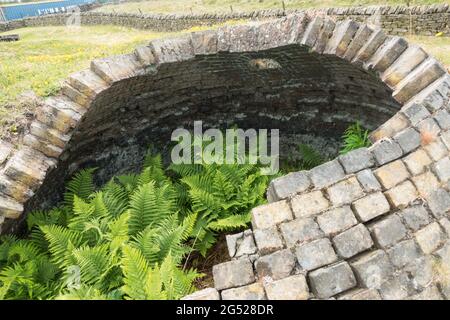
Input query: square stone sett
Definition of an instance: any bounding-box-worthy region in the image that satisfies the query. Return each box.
[326,177,364,206]
[181,288,220,300]
[295,238,338,271]
[332,224,374,258]
[350,250,394,289]
[280,218,324,247]
[338,288,381,300]
[309,159,345,188]
[316,206,358,235]
[253,226,284,255]
[403,149,432,175]
[352,192,391,222]
[267,171,310,202]
[441,130,450,149]
[384,180,418,209]
[255,249,296,281]
[417,117,441,138]
[291,191,329,218]
[410,285,443,300]
[387,239,423,268]
[308,262,357,299]
[415,222,444,254]
[221,283,266,300]
[434,108,450,130]
[369,214,407,248]
[226,230,257,258]
[404,256,434,290]
[264,274,309,300]
[213,258,255,291]
[394,127,421,153]
[371,139,403,165]
[439,217,450,237]
[401,102,430,125]
[356,169,382,192]
[379,272,413,300]
[399,205,431,231]
[374,160,410,189]
[338,147,374,173]
[424,138,448,162]
[251,200,293,229]
[412,171,440,197]
[426,188,450,218]
[432,156,450,182]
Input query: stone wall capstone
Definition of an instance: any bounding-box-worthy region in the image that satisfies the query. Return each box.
[0,4,449,36]
[0,13,449,300]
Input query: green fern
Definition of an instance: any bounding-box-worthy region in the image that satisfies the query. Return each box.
[340,122,371,154]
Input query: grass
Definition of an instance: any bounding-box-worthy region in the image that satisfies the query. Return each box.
[0,25,181,125]
[94,0,447,15]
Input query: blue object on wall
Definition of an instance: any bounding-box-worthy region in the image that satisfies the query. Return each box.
[0,0,94,21]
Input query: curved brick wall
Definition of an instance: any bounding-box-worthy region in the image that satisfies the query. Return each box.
[0,14,449,299]
[0,4,449,36]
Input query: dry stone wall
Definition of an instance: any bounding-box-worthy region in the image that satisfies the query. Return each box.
[0,4,449,36]
[0,13,449,299]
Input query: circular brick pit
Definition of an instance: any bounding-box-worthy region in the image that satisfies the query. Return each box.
[0,15,449,299]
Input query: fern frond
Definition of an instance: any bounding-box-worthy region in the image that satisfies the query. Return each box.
[64,168,96,207]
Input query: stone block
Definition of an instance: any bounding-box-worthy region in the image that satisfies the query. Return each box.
[213,258,255,290]
[404,257,434,290]
[415,222,444,254]
[350,250,394,289]
[426,188,450,218]
[399,205,431,231]
[190,30,218,55]
[295,238,337,271]
[326,177,364,206]
[382,45,428,87]
[264,274,309,300]
[251,200,293,229]
[369,214,407,248]
[226,230,257,259]
[356,169,382,192]
[374,160,410,189]
[393,58,446,104]
[0,141,13,165]
[338,288,381,300]
[401,103,431,126]
[412,171,440,197]
[417,117,441,139]
[317,206,358,235]
[253,227,284,255]
[352,192,391,222]
[343,24,373,61]
[352,29,387,64]
[338,147,374,173]
[434,109,450,130]
[379,273,412,300]
[181,288,220,300]
[255,249,296,280]
[432,157,450,182]
[424,138,448,161]
[291,191,329,218]
[384,180,418,209]
[393,128,421,153]
[91,53,142,84]
[221,283,266,300]
[367,36,408,72]
[267,171,310,202]
[410,285,443,300]
[309,160,345,189]
[387,239,422,268]
[0,195,23,219]
[308,262,357,299]
[439,218,450,237]
[280,218,323,247]
[370,113,409,142]
[324,20,359,56]
[403,149,432,175]
[371,139,403,165]
[150,37,194,64]
[332,224,373,258]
